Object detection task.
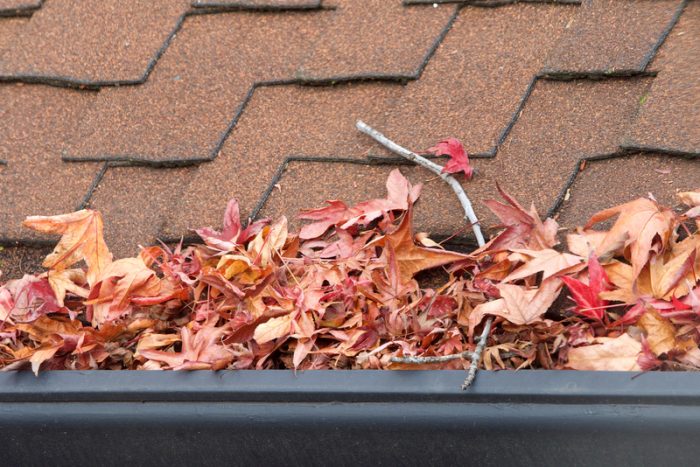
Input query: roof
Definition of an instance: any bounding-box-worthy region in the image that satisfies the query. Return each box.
[0,0,698,278]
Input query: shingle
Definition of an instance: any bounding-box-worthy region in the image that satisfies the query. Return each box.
[0,0,189,84]
[0,245,52,281]
[543,0,684,75]
[378,3,576,157]
[296,0,455,81]
[0,0,41,17]
[558,153,700,228]
[0,84,102,241]
[624,1,700,155]
[63,11,327,163]
[257,160,474,241]
[192,0,321,9]
[159,82,401,240]
[87,166,195,259]
[481,79,652,222]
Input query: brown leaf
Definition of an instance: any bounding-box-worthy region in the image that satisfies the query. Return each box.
[637,308,694,355]
[23,210,112,287]
[566,333,642,371]
[377,209,469,284]
[469,277,562,335]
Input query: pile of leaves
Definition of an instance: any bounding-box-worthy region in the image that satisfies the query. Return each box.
[0,169,698,375]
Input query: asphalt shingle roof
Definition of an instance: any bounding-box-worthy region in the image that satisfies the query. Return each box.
[0,0,698,279]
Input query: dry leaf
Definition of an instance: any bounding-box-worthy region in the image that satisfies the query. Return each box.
[23,210,112,287]
[567,334,642,371]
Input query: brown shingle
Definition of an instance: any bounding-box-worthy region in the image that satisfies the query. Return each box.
[159,82,401,239]
[0,245,51,281]
[0,84,102,241]
[480,78,652,222]
[624,1,700,155]
[64,10,327,163]
[257,161,474,241]
[0,0,41,16]
[543,0,684,75]
[87,165,195,259]
[296,0,455,81]
[0,0,189,84]
[558,153,700,227]
[378,3,576,157]
[192,0,321,8]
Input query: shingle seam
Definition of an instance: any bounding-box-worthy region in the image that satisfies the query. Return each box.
[0,0,42,17]
[0,6,329,90]
[403,0,581,6]
[190,0,325,12]
[640,0,688,71]
[75,163,109,211]
[546,148,699,218]
[296,5,460,84]
[60,7,462,166]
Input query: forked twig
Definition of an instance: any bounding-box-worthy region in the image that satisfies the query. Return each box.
[355,120,492,389]
[356,120,485,246]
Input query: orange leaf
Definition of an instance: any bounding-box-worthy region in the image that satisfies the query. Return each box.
[584,197,675,279]
[23,210,112,287]
[377,209,469,284]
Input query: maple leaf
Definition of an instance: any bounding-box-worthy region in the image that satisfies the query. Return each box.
[376,208,469,284]
[637,308,693,355]
[566,333,642,371]
[139,325,233,370]
[195,198,268,252]
[23,210,112,287]
[46,268,89,307]
[427,138,474,179]
[560,253,612,322]
[584,197,676,279]
[468,277,562,336]
[86,258,166,327]
[480,185,559,253]
[0,275,62,323]
[253,314,293,344]
[298,169,421,239]
[502,248,585,283]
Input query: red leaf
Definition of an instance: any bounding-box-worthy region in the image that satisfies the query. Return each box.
[0,275,62,323]
[560,253,611,322]
[427,138,474,179]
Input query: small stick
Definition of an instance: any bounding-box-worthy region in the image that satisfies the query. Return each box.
[391,351,474,365]
[356,120,486,247]
[462,316,493,389]
[355,120,492,388]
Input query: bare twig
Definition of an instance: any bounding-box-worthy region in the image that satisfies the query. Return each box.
[355,120,492,388]
[356,120,486,247]
[462,316,493,389]
[391,351,474,365]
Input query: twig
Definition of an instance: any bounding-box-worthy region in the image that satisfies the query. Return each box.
[356,120,485,246]
[462,316,492,389]
[355,120,492,388]
[391,351,474,365]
